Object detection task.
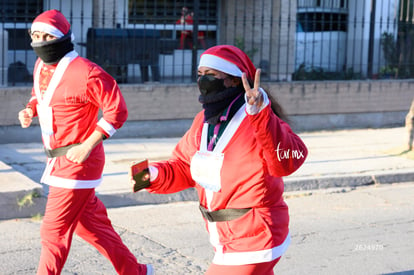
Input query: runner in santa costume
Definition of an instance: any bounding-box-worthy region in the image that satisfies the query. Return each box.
[132,45,308,274]
[18,9,153,275]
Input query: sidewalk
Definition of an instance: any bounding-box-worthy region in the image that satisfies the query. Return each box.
[0,126,413,220]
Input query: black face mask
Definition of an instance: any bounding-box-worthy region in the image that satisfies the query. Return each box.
[31,32,74,65]
[197,75,227,96]
[198,73,244,124]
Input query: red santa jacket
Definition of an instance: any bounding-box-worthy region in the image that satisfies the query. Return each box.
[27,53,128,188]
[148,102,307,265]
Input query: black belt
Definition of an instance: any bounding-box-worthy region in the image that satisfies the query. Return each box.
[44,143,81,158]
[199,205,251,222]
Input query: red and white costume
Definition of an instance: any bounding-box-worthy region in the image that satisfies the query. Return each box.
[147,45,308,268]
[25,10,150,275]
[28,52,128,188]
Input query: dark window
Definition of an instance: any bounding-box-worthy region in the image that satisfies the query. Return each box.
[297,12,348,32]
[128,0,217,25]
[7,28,32,50]
[0,0,43,23]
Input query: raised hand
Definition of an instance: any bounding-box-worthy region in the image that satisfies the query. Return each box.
[242,68,264,107]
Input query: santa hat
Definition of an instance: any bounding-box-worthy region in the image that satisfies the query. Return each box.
[31,9,73,40]
[198,45,256,81]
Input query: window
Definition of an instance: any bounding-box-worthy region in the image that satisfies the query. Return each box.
[1,0,44,51]
[7,28,32,50]
[128,0,217,25]
[297,12,348,32]
[127,0,217,50]
[298,0,348,9]
[1,0,43,23]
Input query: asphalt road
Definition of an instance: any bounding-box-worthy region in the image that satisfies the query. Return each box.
[1,182,413,275]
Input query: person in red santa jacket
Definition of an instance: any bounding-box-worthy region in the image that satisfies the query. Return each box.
[130,45,308,274]
[18,9,153,275]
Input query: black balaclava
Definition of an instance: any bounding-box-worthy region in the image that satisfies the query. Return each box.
[31,31,74,65]
[198,75,244,124]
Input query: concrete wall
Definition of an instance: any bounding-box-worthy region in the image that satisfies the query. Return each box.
[219,0,296,81]
[0,80,412,143]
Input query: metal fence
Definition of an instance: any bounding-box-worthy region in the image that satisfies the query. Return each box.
[1,0,414,86]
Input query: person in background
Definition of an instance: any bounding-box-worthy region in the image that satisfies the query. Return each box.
[131,45,308,275]
[18,9,153,275]
[176,6,206,49]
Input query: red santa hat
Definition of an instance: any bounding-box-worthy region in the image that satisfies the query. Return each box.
[198,45,257,81]
[31,9,71,39]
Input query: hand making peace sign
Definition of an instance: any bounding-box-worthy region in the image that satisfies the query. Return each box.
[242,68,264,108]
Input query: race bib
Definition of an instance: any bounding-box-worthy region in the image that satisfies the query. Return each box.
[190,151,224,192]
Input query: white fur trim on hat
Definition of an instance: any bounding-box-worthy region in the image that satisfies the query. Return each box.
[31,22,65,38]
[199,54,243,77]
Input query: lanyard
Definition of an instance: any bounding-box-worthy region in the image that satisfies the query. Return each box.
[207,93,242,151]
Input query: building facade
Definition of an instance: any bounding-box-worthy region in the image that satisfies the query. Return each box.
[0,0,409,86]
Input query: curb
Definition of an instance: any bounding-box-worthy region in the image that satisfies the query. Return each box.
[284,170,414,191]
[0,161,45,220]
[0,190,46,220]
[4,169,414,221]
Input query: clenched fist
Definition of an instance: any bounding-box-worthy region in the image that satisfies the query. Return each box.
[18,108,33,128]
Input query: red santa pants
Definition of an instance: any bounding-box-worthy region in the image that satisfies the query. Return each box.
[205,257,281,275]
[37,186,147,275]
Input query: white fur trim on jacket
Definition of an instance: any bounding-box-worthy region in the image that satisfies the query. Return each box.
[98,118,117,137]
